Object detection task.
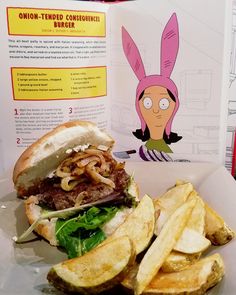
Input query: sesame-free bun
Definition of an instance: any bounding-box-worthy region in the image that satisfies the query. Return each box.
[24,195,58,246]
[13,121,114,197]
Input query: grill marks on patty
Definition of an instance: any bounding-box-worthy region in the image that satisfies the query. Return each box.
[36,168,130,210]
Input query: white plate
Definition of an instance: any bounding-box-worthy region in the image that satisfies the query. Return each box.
[0,162,235,295]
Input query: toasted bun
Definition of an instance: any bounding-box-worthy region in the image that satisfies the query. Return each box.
[24,178,139,246]
[13,121,114,196]
[24,196,58,246]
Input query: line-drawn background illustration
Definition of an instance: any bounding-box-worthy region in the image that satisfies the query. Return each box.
[226,0,236,172]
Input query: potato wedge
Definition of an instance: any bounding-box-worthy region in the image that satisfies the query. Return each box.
[101,194,155,255]
[162,191,207,255]
[186,190,206,234]
[154,182,193,235]
[174,227,211,254]
[173,184,206,235]
[47,235,136,294]
[175,179,187,186]
[171,192,208,254]
[161,251,201,273]
[122,253,225,295]
[205,202,235,245]
[154,182,193,212]
[135,198,196,295]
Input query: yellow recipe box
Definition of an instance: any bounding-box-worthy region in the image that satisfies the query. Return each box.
[11,67,107,100]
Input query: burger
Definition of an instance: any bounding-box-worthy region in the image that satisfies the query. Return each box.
[13,121,139,258]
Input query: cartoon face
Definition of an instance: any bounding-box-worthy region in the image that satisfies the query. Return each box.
[139,85,176,140]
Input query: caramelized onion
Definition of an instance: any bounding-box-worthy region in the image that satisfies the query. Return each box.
[77,155,100,167]
[56,147,117,190]
[72,167,85,176]
[86,160,115,188]
[71,152,91,163]
[61,176,80,191]
[56,165,71,178]
[85,148,103,155]
[75,192,88,207]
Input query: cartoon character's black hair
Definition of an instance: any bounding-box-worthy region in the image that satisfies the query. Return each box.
[133,89,182,144]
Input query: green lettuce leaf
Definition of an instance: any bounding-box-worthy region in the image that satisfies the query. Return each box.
[55,206,119,258]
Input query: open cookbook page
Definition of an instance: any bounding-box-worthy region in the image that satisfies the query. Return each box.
[0,0,232,174]
[0,0,111,174]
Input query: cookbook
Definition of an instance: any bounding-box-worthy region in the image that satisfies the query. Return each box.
[0,0,231,174]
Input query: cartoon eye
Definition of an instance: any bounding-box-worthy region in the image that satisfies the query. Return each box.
[143,97,153,109]
[159,98,170,110]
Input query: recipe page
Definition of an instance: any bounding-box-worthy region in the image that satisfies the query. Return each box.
[0,0,110,173]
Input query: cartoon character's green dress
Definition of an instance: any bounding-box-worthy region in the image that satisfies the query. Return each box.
[145,138,173,153]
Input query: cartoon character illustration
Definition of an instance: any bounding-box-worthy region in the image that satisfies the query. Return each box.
[122,13,182,161]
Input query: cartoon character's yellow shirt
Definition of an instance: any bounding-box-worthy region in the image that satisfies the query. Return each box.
[145,138,173,153]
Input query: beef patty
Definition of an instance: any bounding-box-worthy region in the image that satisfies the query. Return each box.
[36,168,130,210]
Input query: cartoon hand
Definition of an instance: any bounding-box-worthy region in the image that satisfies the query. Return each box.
[139,145,173,162]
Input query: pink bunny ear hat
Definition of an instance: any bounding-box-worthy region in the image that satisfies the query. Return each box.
[122,13,179,138]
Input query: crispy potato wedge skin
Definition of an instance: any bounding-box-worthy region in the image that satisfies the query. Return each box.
[122,253,225,295]
[135,199,196,295]
[47,236,136,294]
[161,251,201,273]
[205,203,235,245]
[100,194,155,255]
